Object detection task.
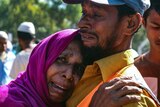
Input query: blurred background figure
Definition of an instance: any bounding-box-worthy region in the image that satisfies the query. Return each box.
[7,39,13,52]
[10,22,37,79]
[0,31,15,85]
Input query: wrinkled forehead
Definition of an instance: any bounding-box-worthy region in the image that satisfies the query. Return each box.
[63,41,82,55]
[60,41,83,63]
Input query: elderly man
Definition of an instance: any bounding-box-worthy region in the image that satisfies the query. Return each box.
[63,0,160,107]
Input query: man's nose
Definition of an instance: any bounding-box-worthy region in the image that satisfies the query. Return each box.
[78,15,92,29]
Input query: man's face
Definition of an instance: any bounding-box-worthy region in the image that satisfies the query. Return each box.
[0,37,7,53]
[144,9,160,51]
[78,1,127,59]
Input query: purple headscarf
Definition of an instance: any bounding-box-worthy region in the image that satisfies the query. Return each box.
[0,29,79,107]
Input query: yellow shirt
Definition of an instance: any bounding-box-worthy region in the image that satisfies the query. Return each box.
[67,49,159,107]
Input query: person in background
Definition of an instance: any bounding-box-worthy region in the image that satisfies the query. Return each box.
[63,0,160,107]
[135,0,160,101]
[7,40,13,52]
[0,29,86,107]
[0,31,15,85]
[10,22,37,79]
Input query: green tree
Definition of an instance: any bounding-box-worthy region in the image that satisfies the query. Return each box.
[0,0,81,42]
[133,27,149,54]
[46,0,81,30]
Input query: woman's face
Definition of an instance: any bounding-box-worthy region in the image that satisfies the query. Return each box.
[47,41,85,102]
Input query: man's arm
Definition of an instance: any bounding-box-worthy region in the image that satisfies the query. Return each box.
[89,77,143,107]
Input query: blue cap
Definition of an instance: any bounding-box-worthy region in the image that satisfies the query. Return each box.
[63,0,150,15]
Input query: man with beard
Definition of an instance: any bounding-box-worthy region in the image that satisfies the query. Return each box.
[63,0,160,107]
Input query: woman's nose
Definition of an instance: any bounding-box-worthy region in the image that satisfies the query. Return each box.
[62,66,73,81]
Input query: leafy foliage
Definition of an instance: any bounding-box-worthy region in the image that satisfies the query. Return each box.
[0,0,81,42]
[133,27,149,54]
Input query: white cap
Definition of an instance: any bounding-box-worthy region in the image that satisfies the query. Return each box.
[0,31,8,40]
[17,22,35,35]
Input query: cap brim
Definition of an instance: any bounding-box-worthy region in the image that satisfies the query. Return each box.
[91,0,125,5]
[63,0,83,4]
[63,0,125,5]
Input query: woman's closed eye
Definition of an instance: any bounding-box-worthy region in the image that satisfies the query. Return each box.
[55,56,68,64]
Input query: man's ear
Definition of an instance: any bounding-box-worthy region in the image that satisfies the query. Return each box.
[125,13,142,35]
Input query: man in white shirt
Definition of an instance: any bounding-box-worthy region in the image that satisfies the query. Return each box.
[10,22,37,79]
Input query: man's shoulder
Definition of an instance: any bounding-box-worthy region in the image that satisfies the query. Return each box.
[13,51,30,65]
[121,65,160,106]
[16,50,31,58]
[6,51,16,59]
